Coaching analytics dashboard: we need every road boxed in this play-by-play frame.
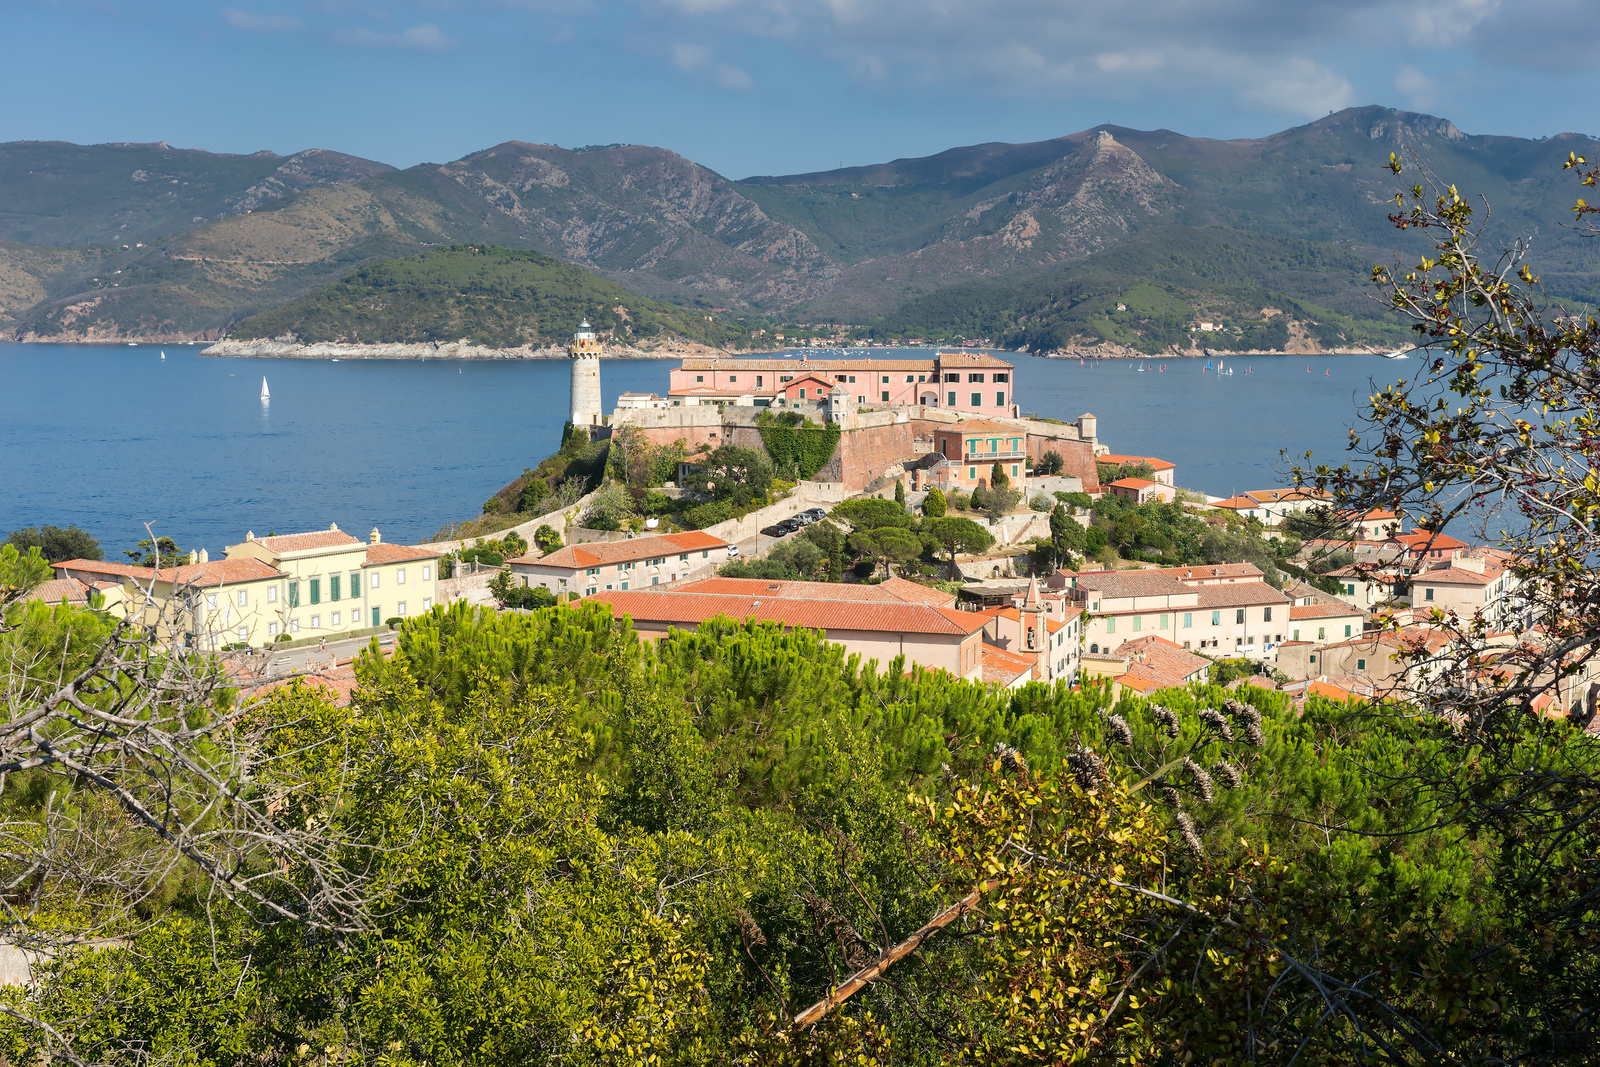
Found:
[264,630,398,675]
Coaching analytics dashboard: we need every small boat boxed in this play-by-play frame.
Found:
[331,358,339,362]
[1325,369,1331,376]
[159,350,165,360]
[128,342,138,347]
[260,377,270,401]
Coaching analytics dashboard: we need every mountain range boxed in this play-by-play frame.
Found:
[2,106,1597,345]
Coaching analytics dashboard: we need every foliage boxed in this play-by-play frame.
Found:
[829,498,913,532]
[894,480,905,507]
[922,486,947,518]
[123,535,184,568]
[1055,491,1092,509]
[5,525,101,563]
[579,480,637,531]
[488,569,560,610]
[682,446,774,507]
[534,524,563,555]
[756,411,842,481]
[1097,459,1156,485]
[988,461,1010,493]
[1035,450,1064,477]
[925,516,994,576]
[230,244,746,348]
[846,527,923,578]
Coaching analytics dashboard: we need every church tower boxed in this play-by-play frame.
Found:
[568,320,602,427]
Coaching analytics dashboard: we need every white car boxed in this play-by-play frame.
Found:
[725,545,740,558]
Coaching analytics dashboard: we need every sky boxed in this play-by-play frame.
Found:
[3,0,1595,178]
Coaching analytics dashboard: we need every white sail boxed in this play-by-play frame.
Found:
[159,350,165,360]
[260,377,270,400]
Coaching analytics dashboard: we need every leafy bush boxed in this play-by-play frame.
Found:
[682,500,737,529]
[922,487,947,518]
[756,411,841,480]
[1036,451,1064,476]
[1030,493,1055,511]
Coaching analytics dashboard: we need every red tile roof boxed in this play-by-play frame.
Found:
[513,530,727,570]
[1290,602,1364,620]
[253,529,363,553]
[980,643,1037,686]
[1157,563,1264,583]
[363,542,441,566]
[1072,571,1194,599]
[948,418,1026,434]
[152,557,286,588]
[1112,636,1210,693]
[1098,454,1175,470]
[1193,582,1291,608]
[679,576,955,607]
[1109,477,1158,490]
[52,559,157,581]
[1390,531,1469,552]
[1414,563,1501,586]
[593,590,989,637]
[22,576,92,606]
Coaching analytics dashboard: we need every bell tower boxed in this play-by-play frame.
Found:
[568,320,602,427]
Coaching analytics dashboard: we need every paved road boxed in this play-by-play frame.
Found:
[265,631,397,675]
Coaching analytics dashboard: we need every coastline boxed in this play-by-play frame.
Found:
[201,338,724,361]
[1038,344,1388,360]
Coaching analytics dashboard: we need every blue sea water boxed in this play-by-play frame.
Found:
[0,343,1416,555]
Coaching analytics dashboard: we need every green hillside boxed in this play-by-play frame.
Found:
[874,225,1414,353]
[228,244,745,348]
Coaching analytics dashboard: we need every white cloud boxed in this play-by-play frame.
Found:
[1394,64,1436,109]
[332,22,459,50]
[223,8,305,32]
[668,41,754,88]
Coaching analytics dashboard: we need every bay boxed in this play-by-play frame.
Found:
[0,343,1414,555]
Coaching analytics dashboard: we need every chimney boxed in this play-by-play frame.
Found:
[329,522,339,532]
[370,527,381,544]
[198,548,209,563]
[246,530,254,541]
[187,549,197,565]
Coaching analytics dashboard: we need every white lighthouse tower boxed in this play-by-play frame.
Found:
[568,319,602,428]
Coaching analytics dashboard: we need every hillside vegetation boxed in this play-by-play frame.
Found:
[873,225,1415,353]
[229,244,746,348]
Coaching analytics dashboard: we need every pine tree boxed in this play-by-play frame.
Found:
[894,480,907,507]
[923,486,947,518]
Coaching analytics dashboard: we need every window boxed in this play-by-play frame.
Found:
[729,375,737,382]
[1160,614,1168,629]
[423,597,432,610]
[1011,464,1019,477]
[422,565,431,581]
[969,467,977,480]
[288,582,300,607]
[679,553,688,562]
[1212,610,1220,625]
[1317,626,1326,640]
[397,568,406,585]
[799,388,807,398]
[371,572,380,589]
[944,373,958,383]
[1263,606,1272,622]
[1345,583,1356,595]
[397,601,406,614]
[881,375,889,384]
[918,374,926,382]
[350,571,360,597]
[268,585,277,603]
[268,622,278,636]
[587,566,600,575]
[882,391,889,402]
[329,574,340,601]
[905,375,914,382]
[620,582,628,591]
[329,611,340,626]
[947,391,957,406]
[695,374,704,382]
[206,593,217,610]
[1357,658,1367,670]
[1183,612,1192,628]
[236,589,247,607]
[1106,617,1116,633]
[847,375,856,383]
[993,373,1009,383]
[1424,588,1434,601]
[997,392,1006,407]
[970,392,982,407]
[290,619,300,633]
[702,550,709,558]
[1293,629,1300,641]
[238,625,248,641]
[310,579,320,605]
[1132,616,1142,631]
[757,376,763,387]
[371,607,380,627]
[968,373,985,383]
[310,615,319,628]
[1235,608,1245,624]
[1344,624,1352,637]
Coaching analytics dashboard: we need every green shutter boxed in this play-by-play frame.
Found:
[310,578,320,605]
[330,575,341,601]
[288,582,299,608]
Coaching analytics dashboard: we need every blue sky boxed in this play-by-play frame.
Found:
[4,0,1594,177]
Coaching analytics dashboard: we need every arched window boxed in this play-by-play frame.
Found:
[1089,643,1099,654]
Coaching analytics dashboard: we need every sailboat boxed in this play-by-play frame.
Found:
[159,350,165,360]
[260,377,270,401]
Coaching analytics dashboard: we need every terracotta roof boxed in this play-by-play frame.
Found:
[512,530,727,570]
[21,576,92,606]
[948,418,1026,434]
[1098,454,1175,470]
[1073,571,1194,600]
[1414,564,1500,586]
[152,557,287,588]
[1390,531,1469,552]
[253,529,363,553]
[363,542,441,566]
[933,351,1015,368]
[1109,477,1157,490]
[1290,602,1364,620]
[980,644,1037,686]
[676,353,1012,372]
[1193,582,1291,608]
[980,606,1065,633]
[51,559,156,581]
[1244,488,1330,503]
[1158,563,1264,583]
[1211,495,1261,510]
[1307,679,1363,702]
[592,590,989,637]
[678,577,956,607]
[1112,636,1210,693]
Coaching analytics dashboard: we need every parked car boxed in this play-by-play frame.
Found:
[803,508,829,522]
[777,518,802,534]
[759,525,787,538]
[726,545,740,558]
[792,513,815,527]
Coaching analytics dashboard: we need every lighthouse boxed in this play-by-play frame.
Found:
[568,319,602,427]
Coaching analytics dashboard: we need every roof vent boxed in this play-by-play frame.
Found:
[370,527,382,544]
[187,550,198,565]
[198,548,209,563]
[246,530,254,541]
[330,522,339,531]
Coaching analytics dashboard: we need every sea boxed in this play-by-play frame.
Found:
[0,343,1420,555]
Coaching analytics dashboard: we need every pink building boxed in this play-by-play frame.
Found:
[667,352,1017,416]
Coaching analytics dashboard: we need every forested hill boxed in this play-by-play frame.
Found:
[228,244,746,349]
[4,107,1599,342]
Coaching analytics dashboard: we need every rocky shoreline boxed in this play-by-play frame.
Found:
[1038,342,1389,360]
